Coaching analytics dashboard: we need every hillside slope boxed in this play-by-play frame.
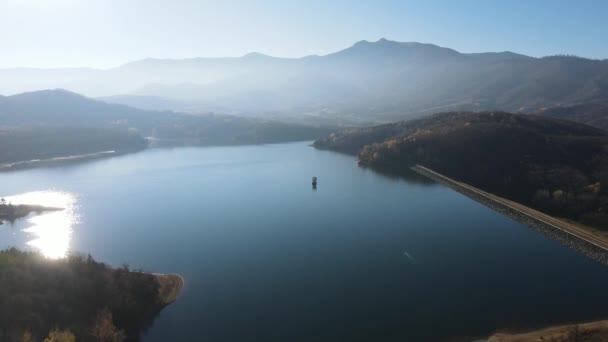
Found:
[315,112,608,229]
[0,89,170,133]
[0,90,333,146]
[538,103,608,131]
[0,90,333,167]
[0,127,148,167]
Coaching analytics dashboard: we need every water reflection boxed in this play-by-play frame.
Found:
[4,191,78,259]
[358,164,437,185]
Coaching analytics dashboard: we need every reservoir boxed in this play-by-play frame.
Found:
[1,141,608,341]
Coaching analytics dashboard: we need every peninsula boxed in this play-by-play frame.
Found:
[0,201,63,224]
[0,248,184,341]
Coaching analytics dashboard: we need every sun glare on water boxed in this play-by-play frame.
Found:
[4,191,79,259]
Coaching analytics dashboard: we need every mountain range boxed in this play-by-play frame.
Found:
[0,89,332,166]
[2,39,608,125]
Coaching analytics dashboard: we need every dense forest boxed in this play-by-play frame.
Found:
[315,112,608,229]
[0,248,166,342]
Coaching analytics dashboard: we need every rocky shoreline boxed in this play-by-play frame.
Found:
[153,273,185,306]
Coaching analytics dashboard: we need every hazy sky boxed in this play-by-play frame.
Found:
[1,0,607,68]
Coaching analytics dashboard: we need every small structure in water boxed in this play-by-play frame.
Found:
[312,176,317,189]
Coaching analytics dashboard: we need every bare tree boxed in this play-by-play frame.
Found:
[90,309,125,342]
[42,329,76,342]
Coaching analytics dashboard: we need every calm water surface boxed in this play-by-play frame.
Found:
[1,141,608,341]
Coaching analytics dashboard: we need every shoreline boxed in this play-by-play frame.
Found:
[487,319,608,341]
[0,150,117,171]
[0,150,118,172]
[411,165,608,265]
[152,273,185,306]
[411,165,608,340]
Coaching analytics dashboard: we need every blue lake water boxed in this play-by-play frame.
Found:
[1,141,608,341]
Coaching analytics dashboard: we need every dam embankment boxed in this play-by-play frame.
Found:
[412,165,608,265]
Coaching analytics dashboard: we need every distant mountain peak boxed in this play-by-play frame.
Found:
[352,39,371,46]
[13,88,85,99]
[333,39,461,60]
[352,38,391,44]
[243,52,267,57]
[241,52,277,60]
[354,38,395,45]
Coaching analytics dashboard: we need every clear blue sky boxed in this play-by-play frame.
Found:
[0,0,606,68]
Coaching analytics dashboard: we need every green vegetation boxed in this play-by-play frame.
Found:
[315,111,608,229]
[0,248,173,342]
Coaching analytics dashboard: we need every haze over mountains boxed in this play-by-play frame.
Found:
[0,89,332,166]
[2,38,608,125]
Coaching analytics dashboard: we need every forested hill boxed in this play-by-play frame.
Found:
[0,89,168,130]
[315,112,608,229]
[0,127,148,166]
[0,89,333,152]
[538,103,608,131]
[0,89,332,137]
